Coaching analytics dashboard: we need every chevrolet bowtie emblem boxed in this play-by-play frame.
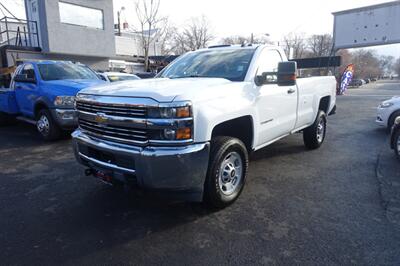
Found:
[95,113,108,124]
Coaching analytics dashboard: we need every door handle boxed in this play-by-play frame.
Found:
[287,88,296,94]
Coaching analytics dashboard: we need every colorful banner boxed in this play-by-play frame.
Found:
[339,64,355,95]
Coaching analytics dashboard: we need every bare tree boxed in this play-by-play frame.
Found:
[181,16,214,51]
[379,55,395,75]
[337,49,352,73]
[135,0,167,71]
[282,33,307,59]
[351,49,382,78]
[394,58,400,77]
[221,35,272,45]
[163,16,213,55]
[221,35,249,45]
[307,34,333,57]
[158,24,177,55]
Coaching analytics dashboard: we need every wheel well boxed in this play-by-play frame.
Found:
[211,116,254,151]
[34,102,48,118]
[388,110,400,128]
[319,96,330,114]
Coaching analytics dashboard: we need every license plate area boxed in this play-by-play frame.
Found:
[87,147,116,165]
[91,166,114,185]
[78,143,136,172]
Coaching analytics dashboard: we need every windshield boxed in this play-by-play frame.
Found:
[38,63,100,81]
[108,75,140,82]
[158,49,255,81]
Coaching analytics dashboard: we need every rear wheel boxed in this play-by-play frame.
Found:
[303,110,327,150]
[37,109,62,141]
[203,136,249,209]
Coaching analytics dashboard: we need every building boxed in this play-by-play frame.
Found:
[1,0,115,70]
[115,29,162,58]
[0,0,164,73]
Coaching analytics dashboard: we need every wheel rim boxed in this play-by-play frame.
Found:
[218,152,243,196]
[37,115,50,135]
[316,119,325,143]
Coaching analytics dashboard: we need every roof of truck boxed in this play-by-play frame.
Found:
[205,44,277,50]
[16,60,77,65]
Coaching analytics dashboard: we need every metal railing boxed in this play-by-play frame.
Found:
[0,16,40,48]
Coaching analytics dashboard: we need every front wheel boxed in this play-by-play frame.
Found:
[388,111,400,131]
[203,137,249,209]
[37,109,62,141]
[303,110,327,150]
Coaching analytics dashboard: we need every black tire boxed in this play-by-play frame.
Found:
[394,130,400,160]
[0,112,15,126]
[388,111,400,131]
[203,136,249,209]
[36,109,62,141]
[303,110,327,150]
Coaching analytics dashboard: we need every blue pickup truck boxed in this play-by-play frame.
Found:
[0,61,105,140]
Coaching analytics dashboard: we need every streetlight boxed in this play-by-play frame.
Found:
[117,6,125,36]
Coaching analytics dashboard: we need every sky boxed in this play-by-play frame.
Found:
[2,0,399,58]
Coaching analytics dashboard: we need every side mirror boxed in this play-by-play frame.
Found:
[277,61,297,86]
[254,61,297,87]
[14,74,36,84]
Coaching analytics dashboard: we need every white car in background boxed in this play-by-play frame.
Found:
[98,72,140,83]
[376,96,400,129]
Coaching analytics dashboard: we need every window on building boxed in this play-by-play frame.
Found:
[59,2,104,30]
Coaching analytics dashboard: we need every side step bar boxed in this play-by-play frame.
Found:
[16,116,36,125]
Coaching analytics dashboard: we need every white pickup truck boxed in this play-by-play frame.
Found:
[72,45,336,208]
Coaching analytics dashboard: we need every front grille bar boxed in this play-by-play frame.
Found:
[76,102,146,118]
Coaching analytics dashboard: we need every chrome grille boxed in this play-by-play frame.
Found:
[76,99,149,146]
[76,102,147,118]
[79,118,148,145]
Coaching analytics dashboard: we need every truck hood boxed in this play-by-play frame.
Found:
[43,79,105,96]
[78,78,233,102]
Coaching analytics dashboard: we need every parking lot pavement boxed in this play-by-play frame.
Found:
[1,81,400,265]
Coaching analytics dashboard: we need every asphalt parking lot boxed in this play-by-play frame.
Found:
[1,81,400,265]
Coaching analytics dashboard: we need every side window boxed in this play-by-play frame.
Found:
[257,49,283,82]
[21,64,36,80]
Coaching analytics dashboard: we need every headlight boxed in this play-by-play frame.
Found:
[54,96,75,107]
[379,102,394,108]
[148,102,193,142]
[158,127,192,141]
[148,105,191,118]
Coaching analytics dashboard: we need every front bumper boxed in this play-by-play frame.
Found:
[376,107,388,127]
[51,108,78,129]
[72,129,210,201]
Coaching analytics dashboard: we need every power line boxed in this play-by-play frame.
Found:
[0,2,20,20]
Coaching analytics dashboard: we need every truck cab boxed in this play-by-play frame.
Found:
[0,61,105,140]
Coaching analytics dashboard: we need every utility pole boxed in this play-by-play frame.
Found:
[117,7,125,36]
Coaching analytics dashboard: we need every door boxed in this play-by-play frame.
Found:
[14,64,38,117]
[255,49,298,147]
